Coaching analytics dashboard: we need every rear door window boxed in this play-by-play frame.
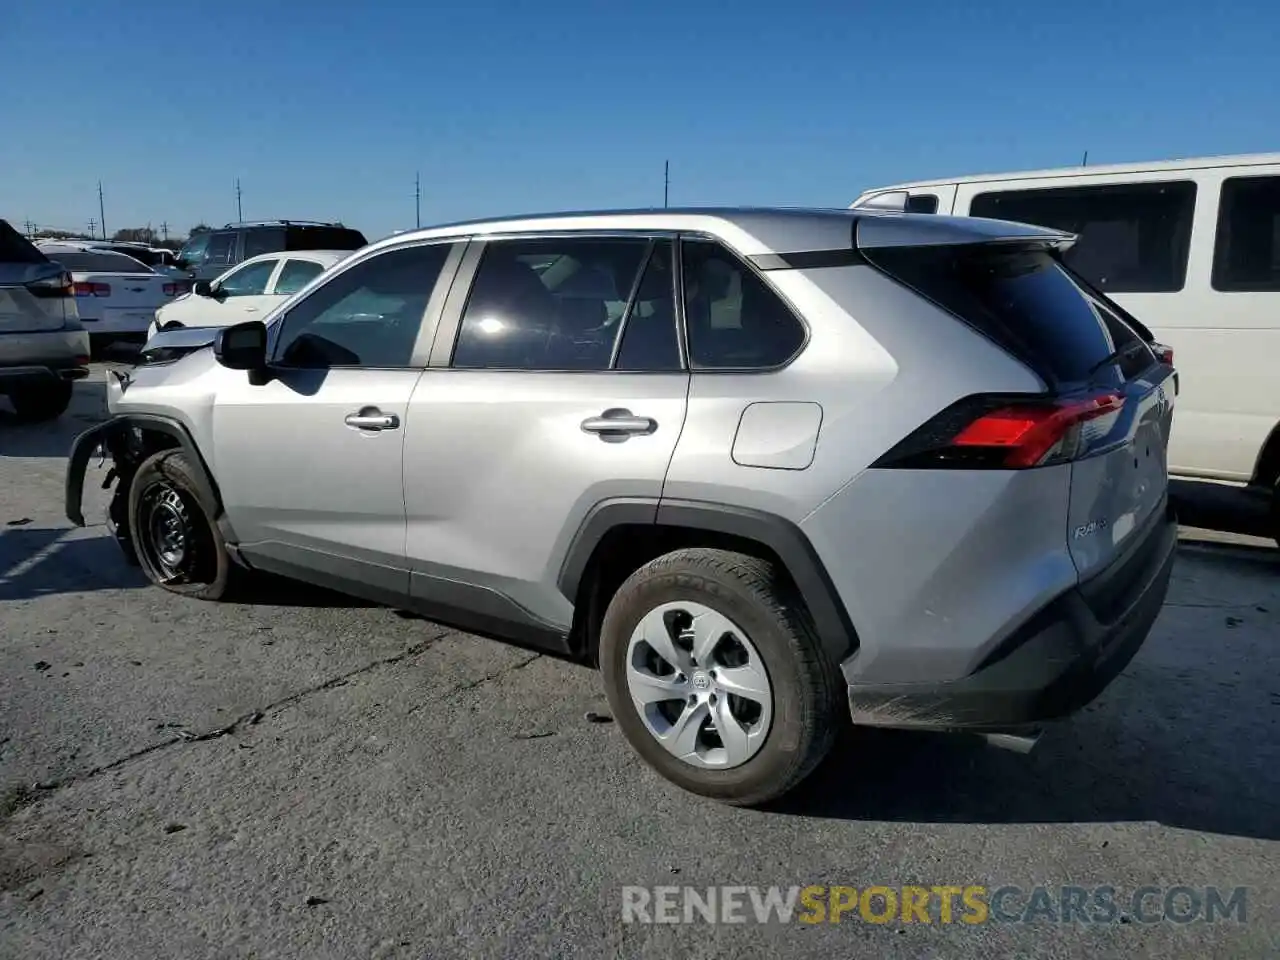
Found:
[243,228,286,259]
[285,226,368,251]
[1212,175,1280,292]
[865,243,1117,387]
[969,181,1197,293]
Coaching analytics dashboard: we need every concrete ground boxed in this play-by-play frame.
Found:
[0,369,1276,959]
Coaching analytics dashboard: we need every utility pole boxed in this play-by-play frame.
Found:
[1082,150,1089,167]
[663,160,669,208]
[160,221,169,242]
[415,171,421,229]
[97,180,106,238]
[235,179,243,222]
[88,218,97,239]
[23,219,36,236]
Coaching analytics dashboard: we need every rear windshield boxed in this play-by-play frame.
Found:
[103,245,165,267]
[0,220,48,264]
[45,250,155,274]
[284,226,367,251]
[865,243,1115,386]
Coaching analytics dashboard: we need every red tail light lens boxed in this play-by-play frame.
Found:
[874,391,1125,470]
[1150,341,1174,366]
[73,281,112,297]
[163,281,190,297]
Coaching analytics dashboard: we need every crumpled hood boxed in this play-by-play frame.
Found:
[137,324,221,365]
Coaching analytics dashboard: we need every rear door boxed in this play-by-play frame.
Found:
[211,256,282,322]
[401,234,689,629]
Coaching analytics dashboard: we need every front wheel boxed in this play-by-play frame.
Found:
[8,381,72,422]
[128,450,237,600]
[598,547,842,807]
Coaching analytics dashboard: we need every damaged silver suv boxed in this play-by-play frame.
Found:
[66,207,1178,805]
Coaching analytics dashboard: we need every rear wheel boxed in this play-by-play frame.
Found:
[128,450,238,600]
[8,381,73,423]
[598,547,842,807]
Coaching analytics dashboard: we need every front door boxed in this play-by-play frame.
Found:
[402,235,690,632]
[211,241,460,604]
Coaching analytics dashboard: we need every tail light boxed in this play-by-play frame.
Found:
[25,271,74,298]
[73,281,112,297]
[1150,341,1174,366]
[873,391,1125,470]
[163,281,190,297]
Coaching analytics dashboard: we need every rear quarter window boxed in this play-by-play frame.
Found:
[865,243,1116,386]
[285,226,368,251]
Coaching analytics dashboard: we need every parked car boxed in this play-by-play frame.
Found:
[36,242,188,350]
[67,207,1178,806]
[77,241,188,278]
[175,220,367,282]
[146,250,349,342]
[852,151,1280,541]
[0,220,90,422]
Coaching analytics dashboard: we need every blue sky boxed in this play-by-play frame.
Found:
[3,0,1277,241]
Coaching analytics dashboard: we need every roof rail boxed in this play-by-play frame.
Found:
[221,219,346,228]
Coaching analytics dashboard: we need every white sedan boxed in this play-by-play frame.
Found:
[36,242,188,347]
[146,250,349,341]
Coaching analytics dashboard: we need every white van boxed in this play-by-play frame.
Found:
[853,152,1280,533]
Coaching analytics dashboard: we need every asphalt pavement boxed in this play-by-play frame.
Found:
[1,369,1277,959]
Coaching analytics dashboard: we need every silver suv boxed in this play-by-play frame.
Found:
[66,208,1178,805]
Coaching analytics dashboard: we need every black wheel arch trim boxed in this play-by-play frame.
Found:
[65,414,222,528]
[557,497,858,664]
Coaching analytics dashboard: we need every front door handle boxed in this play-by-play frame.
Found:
[581,408,657,441]
[345,408,400,431]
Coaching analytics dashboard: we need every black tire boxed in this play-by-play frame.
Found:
[8,381,72,423]
[128,449,238,600]
[599,547,842,807]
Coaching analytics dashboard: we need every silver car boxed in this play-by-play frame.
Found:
[1,220,90,422]
[66,207,1178,805]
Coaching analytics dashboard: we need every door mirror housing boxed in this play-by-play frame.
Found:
[214,320,268,371]
[192,279,216,297]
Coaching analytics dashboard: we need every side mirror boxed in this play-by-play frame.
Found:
[214,320,268,371]
[192,279,215,297]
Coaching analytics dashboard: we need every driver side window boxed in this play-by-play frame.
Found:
[272,243,453,369]
[218,258,277,297]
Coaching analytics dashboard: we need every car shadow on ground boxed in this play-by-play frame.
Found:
[1170,478,1273,542]
[228,572,380,608]
[0,527,147,600]
[780,704,1277,842]
[0,381,108,460]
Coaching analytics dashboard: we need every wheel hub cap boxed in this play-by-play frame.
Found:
[624,600,774,770]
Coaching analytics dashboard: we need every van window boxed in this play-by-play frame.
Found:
[906,194,939,214]
[1212,176,1280,292]
[969,181,1197,294]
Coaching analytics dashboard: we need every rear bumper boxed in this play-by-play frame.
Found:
[846,499,1177,730]
[0,330,90,389]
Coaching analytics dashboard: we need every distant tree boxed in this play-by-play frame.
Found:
[39,229,92,240]
[188,223,212,235]
[112,227,157,244]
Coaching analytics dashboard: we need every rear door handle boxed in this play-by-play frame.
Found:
[345,408,400,431]
[581,409,657,441]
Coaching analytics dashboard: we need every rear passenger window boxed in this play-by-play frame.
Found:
[680,240,806,369]
[614,242,681,371]
[969,181,1197,293]
[1213,176,1280,292]
[452,237,652,370]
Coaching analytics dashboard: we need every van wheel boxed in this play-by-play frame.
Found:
[8,381,73,423]
[128,450,238,600]
[598,547,841,807]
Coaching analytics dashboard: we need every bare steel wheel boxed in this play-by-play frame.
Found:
[600,547,841,807]
[128,450,238,600]
[625,601,773,770]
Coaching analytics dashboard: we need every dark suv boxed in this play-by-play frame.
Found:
[175,220,367,282]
